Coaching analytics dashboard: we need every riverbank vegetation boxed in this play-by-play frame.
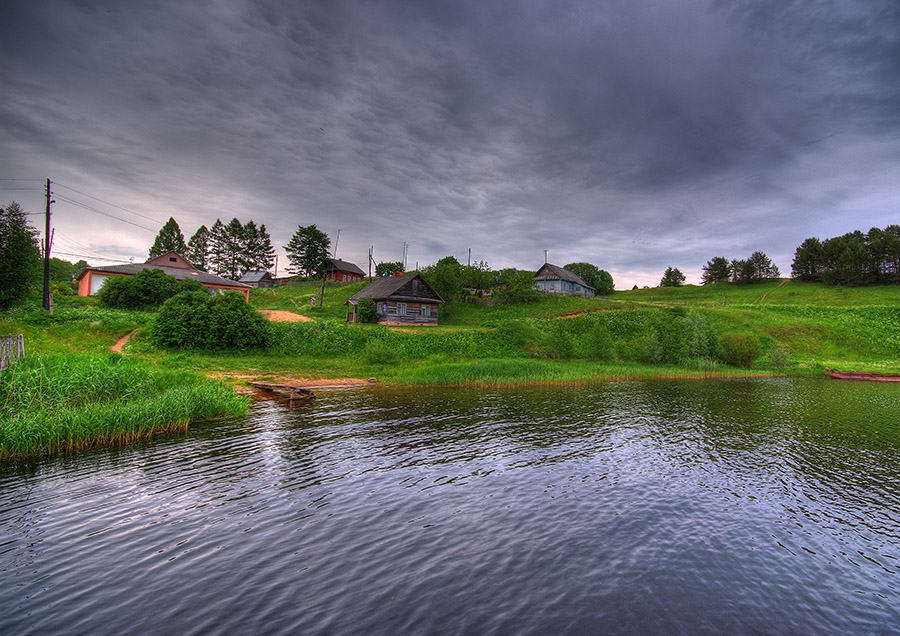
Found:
[0,353,249,459]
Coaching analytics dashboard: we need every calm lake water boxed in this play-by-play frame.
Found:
[2,378,899,635]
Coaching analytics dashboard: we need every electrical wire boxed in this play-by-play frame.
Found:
[53,194,156,232]
[53,181,163,224]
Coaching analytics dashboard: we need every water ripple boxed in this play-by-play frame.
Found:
[1,379,899,635]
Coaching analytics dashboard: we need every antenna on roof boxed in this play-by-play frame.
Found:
[544,249,548,264]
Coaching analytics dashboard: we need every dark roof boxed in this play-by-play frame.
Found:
[327,258,366,276]
[79,262,248,288]
[346,272,444,305]
[239,270,273,283]
[533,263,594,290]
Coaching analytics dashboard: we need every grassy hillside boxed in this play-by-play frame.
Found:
[3,279,899,388]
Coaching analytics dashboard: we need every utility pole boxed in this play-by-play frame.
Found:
[42,179,54,312]
[468,247,471,267]
[333,228,341,258]
[368,246,374,281]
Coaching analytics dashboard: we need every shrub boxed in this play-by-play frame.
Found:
[357,298,379,323]
[151,290,271,350]
[719,333,760,368]
[98,268,205,310]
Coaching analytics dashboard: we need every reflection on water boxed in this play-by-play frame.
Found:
[1,378,898,635]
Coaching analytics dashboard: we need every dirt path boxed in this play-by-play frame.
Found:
[757,278,791,304]
[258,310,313,322]
[111,329,137,353]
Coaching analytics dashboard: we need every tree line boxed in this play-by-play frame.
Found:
[150,217,333,281]
[791,225,900,286]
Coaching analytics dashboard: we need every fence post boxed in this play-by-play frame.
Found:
[0,334,25,370]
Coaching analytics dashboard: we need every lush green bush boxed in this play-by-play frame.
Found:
[98,268,206,309]
[151,291,271,350]
[719,333,761,368]
[357,298,379,323]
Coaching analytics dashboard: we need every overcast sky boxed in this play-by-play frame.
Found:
[2,1,898,288]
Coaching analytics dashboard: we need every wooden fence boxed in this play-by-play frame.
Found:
[0,334,25,370]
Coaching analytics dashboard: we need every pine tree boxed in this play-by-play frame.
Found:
[148,217,188,259]
[241,220,275,273]
[701,256,730,284]
[187,225,210,271]
[660,266,686,287]
[0,201,41,307]
[285,225,330,278]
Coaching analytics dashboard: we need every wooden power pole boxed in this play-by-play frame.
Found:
[42,179,54,312]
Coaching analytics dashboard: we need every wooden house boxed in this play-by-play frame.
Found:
[239,270,275,288]
[533,263,595,297]
[77,251,251,301]
[326,258,366,283]
[345,272,444,325]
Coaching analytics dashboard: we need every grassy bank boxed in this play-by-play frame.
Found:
[0,353,249,459]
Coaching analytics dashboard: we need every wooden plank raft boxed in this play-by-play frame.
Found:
[827,370,900,383]
[249,381,316,401]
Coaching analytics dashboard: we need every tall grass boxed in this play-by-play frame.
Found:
[0,354,249,459]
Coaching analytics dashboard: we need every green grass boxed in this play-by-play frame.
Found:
[0,353,249,459]
[3,279,899,403]
[0,296,149,354]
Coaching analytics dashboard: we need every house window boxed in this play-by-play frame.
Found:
[169,257,177,262]
[397,302,407,315]
[421,304,431,317]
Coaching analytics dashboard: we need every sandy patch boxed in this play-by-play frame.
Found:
[258,310,313,322]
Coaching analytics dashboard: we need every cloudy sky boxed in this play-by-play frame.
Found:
[2,0,898,288]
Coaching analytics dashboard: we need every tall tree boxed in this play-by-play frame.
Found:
[285,224,330,278]
[563,262,615,295]
[791,238,824,281]
[72,259,89,280]
[186,225,210,271]
[148,217,188,259]
[241,220,275,273]
[701,256,730,284]
[375,261,404,277]
[748,251,780,280]
[419,255,462,301]
[208,218,247,280]
[0,201,41,307]
[660,266,686,287]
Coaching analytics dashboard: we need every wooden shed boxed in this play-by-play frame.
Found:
[345,272,444,325]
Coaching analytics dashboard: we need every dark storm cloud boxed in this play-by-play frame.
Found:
[2,0,898,286]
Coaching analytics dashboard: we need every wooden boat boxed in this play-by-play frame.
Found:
[248,381,316,401]
[826,370,900,383]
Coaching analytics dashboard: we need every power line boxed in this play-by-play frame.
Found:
[53,193,156,232]
[0,178,44,182]
[54,181,163,224]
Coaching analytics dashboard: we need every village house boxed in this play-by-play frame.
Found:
[77,251,251,301]
[533,263,595,297]
[345,272,444,325]
[326,258,366,283]
[238,270,275,288]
